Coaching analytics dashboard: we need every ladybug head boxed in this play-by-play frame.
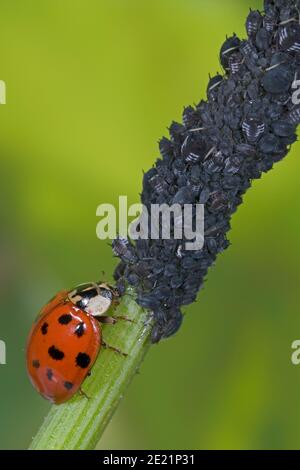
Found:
[68,282,114,317]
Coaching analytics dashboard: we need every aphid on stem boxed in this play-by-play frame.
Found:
[112,237,137,264]
[279,23,300,52]
[207,74,223,100]
[242,117,265,143]
[245,10,262,37]
[220,35,241,70]
[228,53,244,75]
[288,106,300,125]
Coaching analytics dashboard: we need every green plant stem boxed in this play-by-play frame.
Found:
[29,288,151,450]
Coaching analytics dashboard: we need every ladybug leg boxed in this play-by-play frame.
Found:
[111,314,135,323]
[102,340,128,357]
[79,388,90,400]
[98,316,117,324]
[112,298,120,309]
[109,298,135,323]
[97,315,135,324]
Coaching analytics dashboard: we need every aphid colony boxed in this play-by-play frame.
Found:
[113,0,300,343]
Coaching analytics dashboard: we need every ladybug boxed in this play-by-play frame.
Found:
[26,282,121,404]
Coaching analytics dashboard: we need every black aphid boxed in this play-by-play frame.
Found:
[112,237,137,264]
[246,10,262,37]
[240,41,258,62]
[181,135,207,163]
[207,74,223,100]
[288,106,300,125]
[159,137,173,160]
[228,52,243,75]
[263,14,276,33]
[242,117,265,143]
[262,63,294,94]
[149,174,168,194]
[272,120,296,137]
[279,24,300,52]
[255,27,270,50]
[182,106,198,128]
[220,35,241,70]
[258,133,284,154]
[209,191,229,212]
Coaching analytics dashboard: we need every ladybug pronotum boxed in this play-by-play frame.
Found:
[26,282,121,404]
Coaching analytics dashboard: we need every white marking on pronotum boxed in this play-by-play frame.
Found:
[0,340,6,365]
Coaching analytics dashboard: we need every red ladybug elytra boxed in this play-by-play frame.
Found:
[26,282,121,404]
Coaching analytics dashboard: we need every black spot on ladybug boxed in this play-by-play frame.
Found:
[32,359,40,368]
[64,381,73,390]
[41,322,48,335]
[74,322,85,338]
[75,352,91,369]
[46,368,53,381]
[58,314,72,325]
[48,345,65,361]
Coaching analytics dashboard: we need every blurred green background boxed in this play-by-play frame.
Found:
[1,0,300,450]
